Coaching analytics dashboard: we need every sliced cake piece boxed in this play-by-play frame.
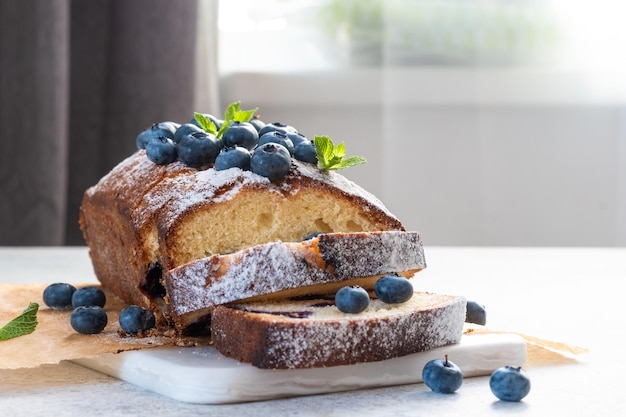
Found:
[211,292,466,369]
[165,231,425,331]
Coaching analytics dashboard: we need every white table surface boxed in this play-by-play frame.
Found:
[1,246,624,417]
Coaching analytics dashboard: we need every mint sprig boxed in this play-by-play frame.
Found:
[193,112,218,135]
[194,102,258,139]
[217,101,258,138]
[314,135,367,171]
[0,302,39,341]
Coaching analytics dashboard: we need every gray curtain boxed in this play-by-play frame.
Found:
[0,0,202,246]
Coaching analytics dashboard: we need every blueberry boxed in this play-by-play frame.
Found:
[176,131,221,167]
[465,300,487,325]
[286,131,309,148]
[136,129,154,150]
[71,286,106,308]
[215,146,251,171]
[174,123,204,143]
[294,140,318,164]
[145,136,177,165]
[490,366,531,402]
[249,117,265,133]
[258,121,296,137]
[250,142,292,180]
[136,122,177,149]
[158,121,180,135]
[258,131,295,155]
[119,305,156,334]
[335,286,370,314]
[70,306,108,334]
[374,274,414,304]
[422,355,463,394]
[43,282,77,310]
[222,121,259,150]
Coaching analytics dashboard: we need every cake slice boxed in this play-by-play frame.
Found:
[165,231,425,331]
[211,292,466,369]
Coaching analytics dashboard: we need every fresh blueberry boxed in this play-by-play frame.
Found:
[174,123,204,143]
[136,122,176,149]
[145,136,177,165]
[489,366,531,402]
[221,121,259,150]
[465,300,487,325]
[374,273,414,304]
[119,305,156,334]
[176,131,221,167]
[249,117,265,133]
[159,121,180,135]
[335,286,370,314]
[71,286,106,308]
[43,283,77,310]
[215,146,251,171]
[294,140,318,164]
[422,355,463,394]
[136,128,154,150]
[250,142,292,180]
[286,131,309,148]
[258,121,297,137]
[258,131,295,155]
[70,306,108,334]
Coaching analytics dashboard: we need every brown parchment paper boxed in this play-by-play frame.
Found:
[1,283,587,371]
[0,283,204,370]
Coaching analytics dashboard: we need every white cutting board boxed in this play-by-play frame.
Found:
[73,333,527,404]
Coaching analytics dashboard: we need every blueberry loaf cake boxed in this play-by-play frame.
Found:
[80,104,465,370]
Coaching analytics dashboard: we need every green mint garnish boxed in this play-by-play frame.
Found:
[216,101,258,138]
[193,112,218,135]
[314,135,367,171]
[0,302,39,341]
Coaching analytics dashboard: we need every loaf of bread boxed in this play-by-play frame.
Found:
[79,150,406,327]
[211,292,466,369]
[166,230,425,330]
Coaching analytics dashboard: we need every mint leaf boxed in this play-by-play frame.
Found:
[233,108,258,123]
[193,112,218,135]
[314,135,366,171]
[0,302,39,341]
[216,101,258,138]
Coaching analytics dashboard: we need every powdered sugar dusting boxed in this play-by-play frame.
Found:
[136,165,273,230]
[95,152,401,234]
[168,242,333,316]
[166,232,425,319]
[216,293,466,368]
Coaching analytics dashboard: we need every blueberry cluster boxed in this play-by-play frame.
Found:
[136,115,318,181]
[334,273,414,314]
[42,283,155,335]
[422,357,531,401]
[43,283,108,334]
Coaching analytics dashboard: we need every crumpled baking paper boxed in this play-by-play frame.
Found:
[0,283,205,370]
[0,283,587,370]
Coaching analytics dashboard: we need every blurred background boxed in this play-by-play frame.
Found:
[1,0,624,247]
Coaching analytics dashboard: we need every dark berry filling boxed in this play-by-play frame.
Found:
[140,262,166,299]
